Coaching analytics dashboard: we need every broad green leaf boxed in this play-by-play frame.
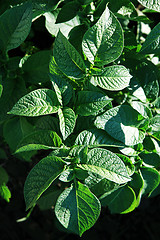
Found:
[140,167,160,196]
[126,60,159,102]
[8,89,60,117]
[69,24,88,54]
[0,2,32,53]
[15,130,62,153]
[44,11,80,37]
[116,154,135,176]
[38,188,62,210]
[140,152,160,168]
[35,115,60,133]
[140,22,160,54]
[82,6,123,66]
[3,117,35,161]
[130,101,152,118]
[137,0,160,12]
[75,128,124,147]
[22,50,51,83]
[91,65,132,91]
[150,115,160,132]
[128,77,147,102]
[53,31,86,79]
[95,105,146,146]
[77,148,131,184]
[76,91,112,116]
[84,172,118,197]
[49,57,73,105]
[128,172,144,207]
[100,185,137,214]
[55,181,101,236]
[0,184,11,202]
[0,167,9,185]
[3,117,33,151]
[0,76,27,123]
[24,155,65,210]
[56,1,80,23]
[58,107,76,140]
[92,65,132,91]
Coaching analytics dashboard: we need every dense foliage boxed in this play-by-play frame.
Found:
[0,0,160,237]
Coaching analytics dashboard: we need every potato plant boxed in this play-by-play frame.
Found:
[0,0,160,236]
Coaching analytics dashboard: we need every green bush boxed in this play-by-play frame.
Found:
[0,0,160,236]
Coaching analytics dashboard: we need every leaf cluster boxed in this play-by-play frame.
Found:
[0,0,160,236]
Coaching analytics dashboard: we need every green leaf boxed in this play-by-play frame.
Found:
[22,50,51,84]
[0,76,27,123]
[82,6,124,66]
[3,117,35,161]
[0,184,11,202]
[94,105,146,146]
[137,0,160,12]
[75,128,124,147]
[130,101,152,118]
[69,24,88,54]
[24,155,65,210]
[150,115,160,132]
[56,1,80,23]
[35,115,60,133]
[53,31,86,79]
[58,107,76,140]
[91,65,132,91]
[0,167,9,185]
[140,167,160,196]
[100,185,137,214]
[126,60,159,102]
[38,188,62,210]
[55,181,101,236]
[76,91,112,116]
[44,11,80,37]
[0,2,32,53]
[140,23,160,54]
[15,130,62,153]
[77,148,131,184]
[128,172,144,207]
[49,57,73,105]
[140,152,160,168]
[116,154,135,176]
[8,89,60,117]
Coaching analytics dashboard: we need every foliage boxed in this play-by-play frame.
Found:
[0,0,160,236]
